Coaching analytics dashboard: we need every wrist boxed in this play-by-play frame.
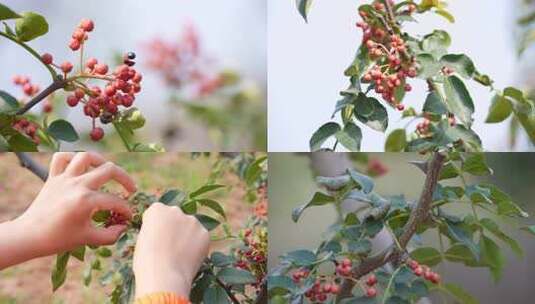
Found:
[0,217,49,269]
[134,266,191,299]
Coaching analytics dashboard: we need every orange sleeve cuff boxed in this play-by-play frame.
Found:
[134,292,190,304]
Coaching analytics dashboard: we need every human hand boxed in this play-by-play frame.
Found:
[133,203,210,299]
[12,152,135,259]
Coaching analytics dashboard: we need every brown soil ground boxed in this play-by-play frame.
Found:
[0,153,257,304]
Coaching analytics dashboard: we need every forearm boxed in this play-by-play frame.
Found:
[0,218,46,270]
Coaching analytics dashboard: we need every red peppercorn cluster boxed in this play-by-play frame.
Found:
[364,274,378,298]
[12,75,40,97]
[145,25,224,98]
[12,118,40,144]
[303,278,341,302]
[416,118,431,136]
[105,211,129,228]
[254,184,268,220]
[335,257,353,276]
[69,19,94,51]
[357,3,418,111]
[408,259,441,284]
[235,226,267,293]
[37,19,144,141]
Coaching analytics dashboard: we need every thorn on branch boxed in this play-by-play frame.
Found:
[336,152,445,301]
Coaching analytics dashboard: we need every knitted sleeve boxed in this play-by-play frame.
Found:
[134,292,190,304]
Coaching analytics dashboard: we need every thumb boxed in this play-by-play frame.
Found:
[88,225,127,246]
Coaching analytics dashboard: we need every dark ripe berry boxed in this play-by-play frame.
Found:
[132,73,143,83]
[23,83,33,96]
[124,59,136,67]
[72,29,86,41]
[414,266,423,276]
[90,127,104,141]
[396,104,405,111]
[41,53,53,65]
[126,52,136,60]
[330,284,340,294]
[100,112,114,124]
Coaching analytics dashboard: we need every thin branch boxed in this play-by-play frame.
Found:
[14,152,48,181]
[336,152,445,301]
[383,0,397,25]
[16,79,67,115]
[214,276,241,304]
[255,278,267,304]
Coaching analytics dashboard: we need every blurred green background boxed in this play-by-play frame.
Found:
[268,153,535,303]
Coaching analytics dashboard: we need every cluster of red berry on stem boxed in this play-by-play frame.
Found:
[37,19,143,142]
[12,75,40,97]
[408,259,441,284]
[12,118,41,144]
[235,227,267,293]
[357,3,418,111]
[105,211,129,228]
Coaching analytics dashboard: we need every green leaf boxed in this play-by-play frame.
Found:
[481,183,529,218]
[440,54,475,79]
[439,162,459,180]
[445,220,479,260]
[486,92,512,123]
[0,90,19,109]
[422,30,451,59]
[443,283,479,304]
[348,239,372,256]
[415,53,440,79]
[444,244,478,266]
[244,156,267,186]
[190,184,225,198]
[292,192,336,222]
[443,75,475,127]
[121,108,146,130]
[268,275,297,294]
[410,247,442,266]
[96,247,112,258]
[347,169,374,194]
[198,199,226,219]
[203,285,230,304]
[51,252,70,291]
[70,245,86,262]
[435,9,456,23]
[423,91,448,115]
[335,122,362,151]
[8,133,38,151]
[159,189,186,205]
[480,235,505,282]
[283,250,317,266]
[354,94,388,132]
[480,218,523,258]
[217,268,257,285]
[15,12,49,42]
[310,122,341,151]
[296,0,313,22]
[0,4,21,20]
[462,153,493,176]
[521,225,535,236]
[385,129,407,152]
[194,214,220,231]
[210,252,234,267]
[47,119,79,142]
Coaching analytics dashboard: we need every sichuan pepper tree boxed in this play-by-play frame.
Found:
[0,3,162,152]
[144,25,267,151]
[268,151,535,303]
[300,0,535,152]
[15,152,267,304]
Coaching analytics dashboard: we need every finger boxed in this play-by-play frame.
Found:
[81,162,137,193]
[64,152,107,176]
[88,225,128,246]
[88,192,133,219]
[49,152,75,177]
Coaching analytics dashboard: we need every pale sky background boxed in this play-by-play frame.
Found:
[0,0,266,146]
[268,0,532,152]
